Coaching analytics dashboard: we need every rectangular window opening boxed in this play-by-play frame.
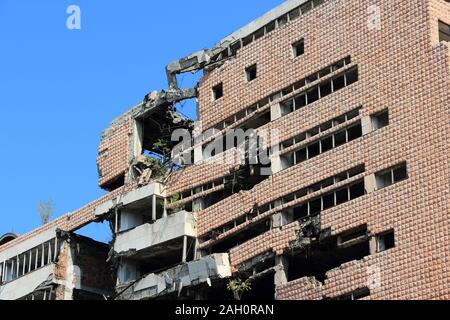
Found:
[439,20,450,42]
[246,64,257,82]
[213,83,224,100]
[372,109,389,130]
[292,39,305,57]
[377,230,395,253]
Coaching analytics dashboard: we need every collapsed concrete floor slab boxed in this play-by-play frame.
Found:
[114,254,231,300]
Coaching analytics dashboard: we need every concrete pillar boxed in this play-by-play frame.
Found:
[41,244,45,267]
[23,254,26,275]
[274,256,289,287]
[163,198,168,218]
[370,236,378,255]
[182,236,188,263]
[0,261,3,282]
[16,256,19,278]
[364,174,377,193]
[28,251,32,273]
[34,247,39,270]
[193,239,200,260]
[271,103,281,121]
[361,115,374,136]
[152,194,157,222]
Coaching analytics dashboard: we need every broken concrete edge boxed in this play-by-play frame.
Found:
[114,253,231,300]
[164,0,310,88]
[0,233,112,300]
[275,258,372,300]
[94,182,165,218]
[99,88,196,145]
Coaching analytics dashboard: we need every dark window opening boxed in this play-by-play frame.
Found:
[306,87,319,104]
[349,181,366,199]
[295,148,308,163]
[307,141,320,158]
[309,199,322,215]
[246,64,257,82]
[322,194,335,210]
[336,188,349,205]
[292,39,305,57]
[347,124,363,141]
[376,171,393,190]
[393,165,408,182]
[288,228,371,283]
[139,238,196,275]
[345,67,359,85]
[372,109,389,130]
[293,204,309,220]
[375,163,408,190]
[439,20,450,42]
[334,130,347,147]
[338,225,368,246]
[103,174,125,192]
[377,230,395,253]
[289,8,301,21]
[321,136,333,153]
[320,80,332,97]
[333,75,346,91]
[349,164,365,177]
[213,83,223,100]
[295,94,307,109]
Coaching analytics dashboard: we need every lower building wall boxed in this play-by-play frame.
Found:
[0,264,55,300]
[53,235,113,300]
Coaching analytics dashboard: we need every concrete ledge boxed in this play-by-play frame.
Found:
[114,211,196,255]
[95,182,165,217]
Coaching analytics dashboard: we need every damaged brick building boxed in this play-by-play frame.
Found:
[1,0,450,300]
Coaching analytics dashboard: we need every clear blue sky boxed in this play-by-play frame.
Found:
[0,0,284,242]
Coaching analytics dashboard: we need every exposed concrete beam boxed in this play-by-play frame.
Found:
[95,182,165,217]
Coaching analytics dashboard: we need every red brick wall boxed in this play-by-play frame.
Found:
[97,119,132,189]
[195,0,450,300]
[72,237,114,292]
